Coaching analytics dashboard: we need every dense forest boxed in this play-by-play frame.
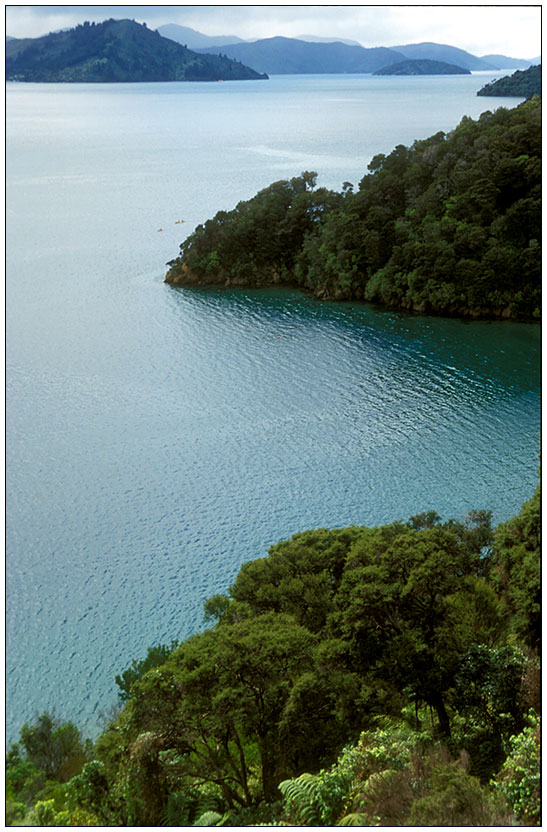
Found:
[478,64,541,99]
[373,59,470,75]
[5,19,267,82]
[7,482,540,825]
[166,97,540,320]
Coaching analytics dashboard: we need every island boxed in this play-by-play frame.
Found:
[166,97,540,321]
[5,18,268,82]
[373,58,470,75]
[477,64,541,98]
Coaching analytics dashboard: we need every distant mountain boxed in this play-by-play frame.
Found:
[6,35,16,41]
[374,59,471,76]
[296,34,362,46]
[479,54,534,70]
[529,56,541,65]
[156,23,244,50]
[196,36,405,74]
[477,64,541,98]
[5,18,267,82]
[394,42,493,70]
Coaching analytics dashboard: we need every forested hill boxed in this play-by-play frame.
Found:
[478,64,541,98]
[374,58,471,75]
[5,19,268,82]
[166,97,541,321]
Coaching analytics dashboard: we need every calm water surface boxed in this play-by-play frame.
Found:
[6,73,539,740]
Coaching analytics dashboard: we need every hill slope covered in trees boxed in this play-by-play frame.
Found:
[478,64,541,99]
[6,484,541,825]
[166,97,540,320]
[5,18,267,82]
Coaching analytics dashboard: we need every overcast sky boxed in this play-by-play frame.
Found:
[5,4,542,58]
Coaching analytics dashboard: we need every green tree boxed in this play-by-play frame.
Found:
[492,711,541,825]
[491,484,540,648]
[115,640,178,702]
[18,711,90,782]
[123,612,327,819]
[333,521,502,736]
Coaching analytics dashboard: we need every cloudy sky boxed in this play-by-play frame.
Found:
[5,4,542,58]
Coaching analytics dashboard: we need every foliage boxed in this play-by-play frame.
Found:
[491,483,540,648]
[115,640,178,702]
[452,643,528,780]
[478,65,541,98]
[492,711,541,825]
[17,711,90,782]
[407,761,505,826]
[279,744,362,825]
[64,759,123,825]
[169,98,541,320]
[279,723,509,826]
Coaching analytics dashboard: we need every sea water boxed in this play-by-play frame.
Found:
[6,72,538,740]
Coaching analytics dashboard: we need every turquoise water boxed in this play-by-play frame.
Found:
[6,73,538,741]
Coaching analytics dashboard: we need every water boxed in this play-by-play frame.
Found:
[6,73,539,742]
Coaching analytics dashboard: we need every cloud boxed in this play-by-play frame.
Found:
[5,4,541,58]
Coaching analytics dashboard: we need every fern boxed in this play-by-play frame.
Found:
[279,773,323,825]
[337,812,379,826]
[194,810,225,826]
[163,785,223,827]
[164,793,192,826]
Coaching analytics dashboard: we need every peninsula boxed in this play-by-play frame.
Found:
[477,64,541,98]
[166,97,540,321]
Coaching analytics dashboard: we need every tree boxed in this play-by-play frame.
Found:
[332,521,502,736]
[491,484,540,648]
[492,711,541,825]
[18,711,90,782]
[115,640,178,702]
[123,612,325,819]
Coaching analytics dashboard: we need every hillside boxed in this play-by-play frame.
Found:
[5,18,267,82]
[394,41,493,69]
[196,36,406,75]
[166,98,540,321]
[478,64,541,98]
[374,58,470,75]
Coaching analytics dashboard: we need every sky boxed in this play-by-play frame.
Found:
[4,4,542,59]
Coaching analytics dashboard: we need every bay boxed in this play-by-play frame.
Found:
[6,72,539,741]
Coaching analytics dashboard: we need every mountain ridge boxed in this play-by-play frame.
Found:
[393,41,494,70]
[196,35,406,74]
